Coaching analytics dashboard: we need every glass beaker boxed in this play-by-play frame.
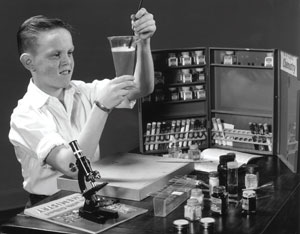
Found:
[107,35,137,77]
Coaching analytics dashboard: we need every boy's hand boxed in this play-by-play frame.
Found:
[131,8,156,40]
[97,76,136,109]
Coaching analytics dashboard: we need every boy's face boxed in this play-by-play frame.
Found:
[30,28,74,96]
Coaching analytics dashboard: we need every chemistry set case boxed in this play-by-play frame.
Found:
[138,47,300,173]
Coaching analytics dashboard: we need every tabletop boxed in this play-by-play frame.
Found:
[1,155,300,234]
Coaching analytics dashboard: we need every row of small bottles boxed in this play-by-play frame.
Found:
[143,85,206,103]
[212,118,272,152]
[144,118,207,152]
[249,122,272,151]
[154,69,205,85]
[168,50,206,67]
[219,50,274,67]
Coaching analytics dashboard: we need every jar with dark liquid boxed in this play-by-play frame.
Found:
[242,190,256,215]
[210,185,227,215]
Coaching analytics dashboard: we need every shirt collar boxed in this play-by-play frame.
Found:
[26,79,80,109]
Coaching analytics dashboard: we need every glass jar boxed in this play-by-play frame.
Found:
[193,68,205,82]
[168,87,179,101]
[245,164,259,189]
[223,51,237,65]
[188,144,201,160]
[227,161,239,199]
[193,50,206,65]
[190,188,204,205]
[242,190,256,214]
[184,198,202,221]
[193,85,206,99]
[180,87,193,100]
[154,71,164,87]
[168,53,178,67]
[181,69,192,83]
[180,52,192,66]
[168,135,182,158]
[210,185,227,215]
[154,89,165,102]
[264,52,274,67]
[209,171,219,195]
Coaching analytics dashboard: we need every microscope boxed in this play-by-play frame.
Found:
[69,140,119,224]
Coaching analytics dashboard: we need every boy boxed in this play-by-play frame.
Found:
[9,8,156,207]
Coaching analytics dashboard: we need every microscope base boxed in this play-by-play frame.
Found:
[79,206,119,224]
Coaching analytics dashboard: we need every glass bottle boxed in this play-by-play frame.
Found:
[245,164,259,189]
[168,135,181,158]
[227,161,239,199]
[190,188,204,205]
[209,171,219,195]
[188,144,201,160]
[168,87,179,101]
[217,154,235,187]
[168,53,178,67]
[194,68,205,82]
[242,190,256,215]
[210,186,227,215]
[193,50,206,65]
[180,52,192,66]
[193,85,205,100]
[223,51,237,65]
[181,69,192,83]
[264,52,274,67]
[181,87,193,100]
[184,198,202,221]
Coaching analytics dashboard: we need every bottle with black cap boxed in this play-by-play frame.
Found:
[217,153,236,188]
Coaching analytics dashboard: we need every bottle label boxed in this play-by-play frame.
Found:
[181,57,192,66]
[245,174,258,189]
[183,91,193,100]
[224,55,233,65]
[264,57,273,67]
[198,73,205,81]
[195,90,206,99]
[211,197,222,214]
[168,57,178,67]
[183,73,192,83]
[195,55,206,65]
[242,197,250,211]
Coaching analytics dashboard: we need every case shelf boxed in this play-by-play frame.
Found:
[167,81,206,87]
[210,64,274,70]
[144,99,206,105]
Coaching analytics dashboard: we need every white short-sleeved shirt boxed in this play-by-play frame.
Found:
[9,79,135,195]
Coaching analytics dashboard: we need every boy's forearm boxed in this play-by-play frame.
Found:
[132,38,155,99]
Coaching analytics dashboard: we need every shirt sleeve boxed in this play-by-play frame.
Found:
[9,110,67,166]
[73,79,136,109]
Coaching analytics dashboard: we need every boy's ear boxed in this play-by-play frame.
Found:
[20,53,35,72]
